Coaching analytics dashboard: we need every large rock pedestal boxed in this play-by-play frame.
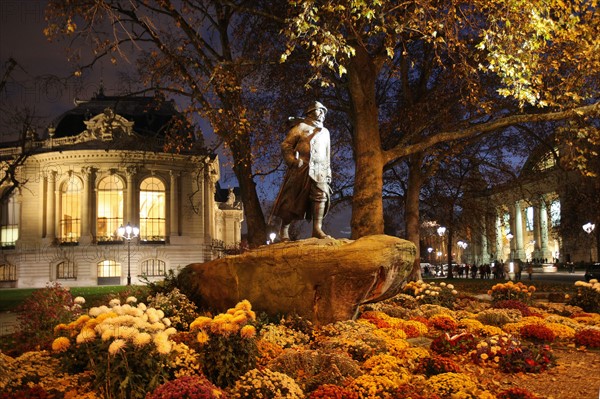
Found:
[178,234,415,325]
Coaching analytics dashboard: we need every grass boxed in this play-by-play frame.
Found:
[0,285,135,312]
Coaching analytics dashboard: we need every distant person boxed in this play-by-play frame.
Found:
[527,263,533,280]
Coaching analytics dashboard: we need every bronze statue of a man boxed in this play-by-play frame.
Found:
[271,101,332,241]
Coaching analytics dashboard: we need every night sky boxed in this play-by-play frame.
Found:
[0,0,126,140]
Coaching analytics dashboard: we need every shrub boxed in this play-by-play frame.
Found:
[0,385,49,399]
[146,375,227,399]
[402,281,458,309]
[429,315,458,332]
[190,300,259,388]
[268,349,362,392]
[146,288,199,330]
[309,384,358,399]
[313,321,387,362]
[488,281,535,304]
[14,282,83,353]
[499,344,556,373]
[519,324,556,343]
[425,373,478,398]
[415,355,461,377]
[52,297,176,399]
[493,299,534,316]
[430,332,477,356]
[574,328,600,348]
[231,368,304,399]
[470,335,521,366]
[476,308,522,327]
[568,280,600,313]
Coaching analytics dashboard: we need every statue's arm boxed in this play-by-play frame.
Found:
[281,127,301,167]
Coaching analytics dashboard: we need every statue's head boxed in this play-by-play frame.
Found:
[304,101,328,117]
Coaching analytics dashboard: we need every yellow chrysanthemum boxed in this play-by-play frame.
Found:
[52,336,71,352]
[76,327,97,344]
[108,339,127,355]
[190,316,213,330]
[235,299,252,312]
[54,323,69,334]
[197,331,210,344]
[240,325,257,339]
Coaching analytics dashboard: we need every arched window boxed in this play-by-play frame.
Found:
[0,193,19,247]
[97,260,120,277]
[139,177,166,241]
[60,176,82,243]
[141,258,166,276]
[57,260,76,279]
[97,175,124,241]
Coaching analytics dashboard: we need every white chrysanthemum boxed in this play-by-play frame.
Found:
[116,326,138,340]
[165,327,177,336]
[126,296,138,304]
[162,318,172,327]
[137,303,147,311]
[133,332,152,347]
[74,296,86,305]
[155,338,172,355]
[109,298,121,307]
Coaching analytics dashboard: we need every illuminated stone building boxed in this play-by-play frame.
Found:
[0,91,243,288]
[466,145,599,266]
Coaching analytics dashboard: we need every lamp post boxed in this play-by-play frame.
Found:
[457,240,467,263]
[506,232,514,280]
[583,222,596,262]
[118,223,139,286]
[437,226,446,276]
[427,247,433,263]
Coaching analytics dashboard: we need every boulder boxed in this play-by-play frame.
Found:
[178,234,416,325]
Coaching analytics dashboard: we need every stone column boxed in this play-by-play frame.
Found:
[169,171,179,237]
[125,166,137,226]
[481,223,489,264]
[495,210,504,262]
[46,170,57,243]
[80,166,95,244]
[204,167,213,240]
[539,198,550,261]
[532,204,541,259]
[514,201,525,260]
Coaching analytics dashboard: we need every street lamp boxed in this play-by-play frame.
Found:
[268,232,277,245]
[583,222,596,262]
[457,240,467,263]
[118,222,139,286]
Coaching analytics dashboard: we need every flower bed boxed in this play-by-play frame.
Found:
[1,280,600,398]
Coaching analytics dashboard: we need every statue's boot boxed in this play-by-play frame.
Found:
[312,202,332,239]
[280,223,291,242]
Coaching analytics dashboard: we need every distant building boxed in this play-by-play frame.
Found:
[464,143,598,265]
[0,90,243,288]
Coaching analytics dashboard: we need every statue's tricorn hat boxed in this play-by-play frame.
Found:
[304,101,327,116]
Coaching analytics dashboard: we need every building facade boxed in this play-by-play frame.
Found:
[465,147,599,266]
[0,92,243,288]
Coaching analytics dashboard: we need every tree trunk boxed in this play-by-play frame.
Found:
[230,135,267,248]
[447,228,454,278]
[347,49,385,239]
[405,154,425,281]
